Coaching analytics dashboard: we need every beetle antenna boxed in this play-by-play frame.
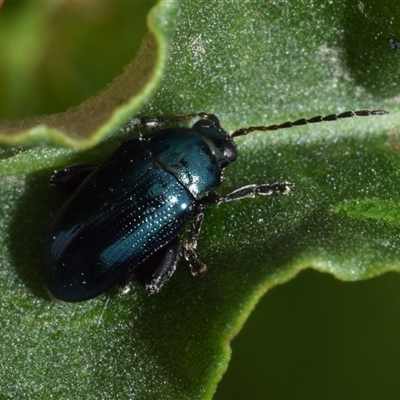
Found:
[231,109,389,138]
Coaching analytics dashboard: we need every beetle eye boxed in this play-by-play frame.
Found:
[224,141,237,163]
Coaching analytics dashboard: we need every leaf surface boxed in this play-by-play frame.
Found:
[1,1,400,398]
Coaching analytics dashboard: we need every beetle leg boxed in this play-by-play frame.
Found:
[183,204,208,276]
[205,181,295,204]
[50,164,98,195]
[132,237,181,295]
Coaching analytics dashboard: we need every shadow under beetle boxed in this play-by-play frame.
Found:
[44,109,388,302]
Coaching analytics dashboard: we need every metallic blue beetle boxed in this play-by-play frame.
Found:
[44,110,387,302]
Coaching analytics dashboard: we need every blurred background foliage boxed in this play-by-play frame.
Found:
[0,1,152,119]
[216,270,400,399]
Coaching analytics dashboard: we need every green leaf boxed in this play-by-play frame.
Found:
[1,0,400,399]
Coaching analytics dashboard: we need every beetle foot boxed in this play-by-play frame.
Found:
[145,283,162,295]
[190,261,208,277]
[185,250,208,276]
[116,276,133,297]
[116,284,131,297]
